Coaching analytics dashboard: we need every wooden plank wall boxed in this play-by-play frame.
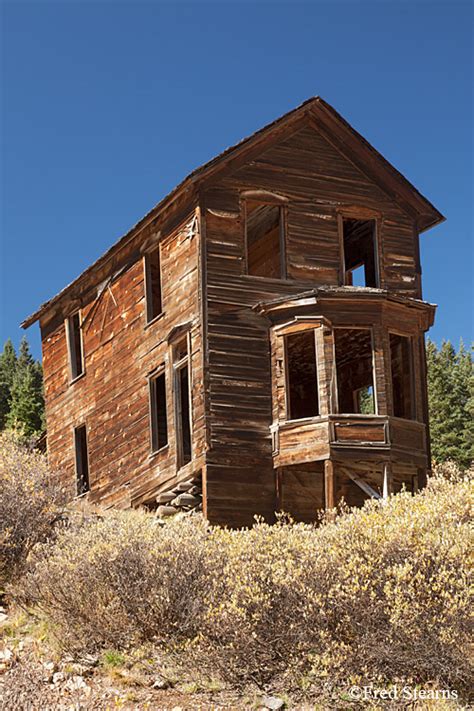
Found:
[335,461,383,507]
[41,209,206,508]
[40,119,430,525]
[279,462,325,523]
[202,123,425,526]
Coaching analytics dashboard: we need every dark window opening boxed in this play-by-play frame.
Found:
[67,312,84,379]
[150,371,168,451]
[173,336,188,363]
[145,247,163,321]
[343,218,378,288]
[174,337,192,466]
[178,365,192,464]
[74,424,89,495]
[246,200,284,279]
[334,328,375,414]
[390,334,415,419]
[285,331,319,420]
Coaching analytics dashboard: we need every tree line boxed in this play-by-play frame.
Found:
[0,336,472,467]
[426,340,473,469]
[0,337,45,438]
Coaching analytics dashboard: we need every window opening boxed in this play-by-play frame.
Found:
[174,337,192,466]
[285,331,319,420]
[67,311,84,379]
[145,247,163,321]
[390,333,415,419]
[150,370,168,451]
[74,424,89,495]
[343,218,378,287]
[334,328,375,413]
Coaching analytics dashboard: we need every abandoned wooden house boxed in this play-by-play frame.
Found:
[23,97,444,526]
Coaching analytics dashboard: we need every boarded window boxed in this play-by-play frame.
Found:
[74,424,89,495]
[150,370,168,451]
[285,331,319,420]
[67,311,84,380]
[174,337,192,466]
[334,328,375,414]
[145,247,163,321]
[390,334,414,419]
[342,218,378,287]
[245,200,285,279]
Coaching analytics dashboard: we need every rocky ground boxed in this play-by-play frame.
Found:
[1,605,463,711]
[0,606,291,711]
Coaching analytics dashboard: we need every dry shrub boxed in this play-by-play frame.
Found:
[17,512,224,653]
[14,464,473,697]
[202,469,473,690]
[0,432,65,588]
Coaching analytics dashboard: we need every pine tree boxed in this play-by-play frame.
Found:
[427,339,473,468]
[6,337,45,438]
[456,341,474,467]
[17,335,35,372]
[0,339,17,429]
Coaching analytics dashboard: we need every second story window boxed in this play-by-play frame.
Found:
[144,246,163,322]
[245,200,286,279]
[342,218,379,288]
[67,311,84,380]
[149,368,168,452]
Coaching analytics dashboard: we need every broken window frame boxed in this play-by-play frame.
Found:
[148,365,169,454]
[333,326,378,415]
[337,211,381,289]
[243,196,287,280]
[74,423,90,495]
[389,331,416,420]
[283,327,320,422]
[172,334,192,469]
[66,310,85,382]
[144,245,163,324]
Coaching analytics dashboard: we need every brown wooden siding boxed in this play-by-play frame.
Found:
[39,115,434,527]
[202,124,428,526]
[42,210,205,508]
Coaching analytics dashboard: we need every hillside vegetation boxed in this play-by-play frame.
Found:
[1,434,472,709]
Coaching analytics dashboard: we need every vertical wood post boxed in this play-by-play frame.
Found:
[315,327,329,417]
[373,326,390,416]
[416,467,426,490]
[419,335,432,477]
[324,459,335,510]
[383,461,393,499]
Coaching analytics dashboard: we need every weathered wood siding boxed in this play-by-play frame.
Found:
[201,127,432,525]
[279,462,325,523]
[202,124,426,526]
[41,210,205,507]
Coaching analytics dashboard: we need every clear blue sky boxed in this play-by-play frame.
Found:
[1,1,472,360]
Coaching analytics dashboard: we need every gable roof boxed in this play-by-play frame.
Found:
[22,96,444,329]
